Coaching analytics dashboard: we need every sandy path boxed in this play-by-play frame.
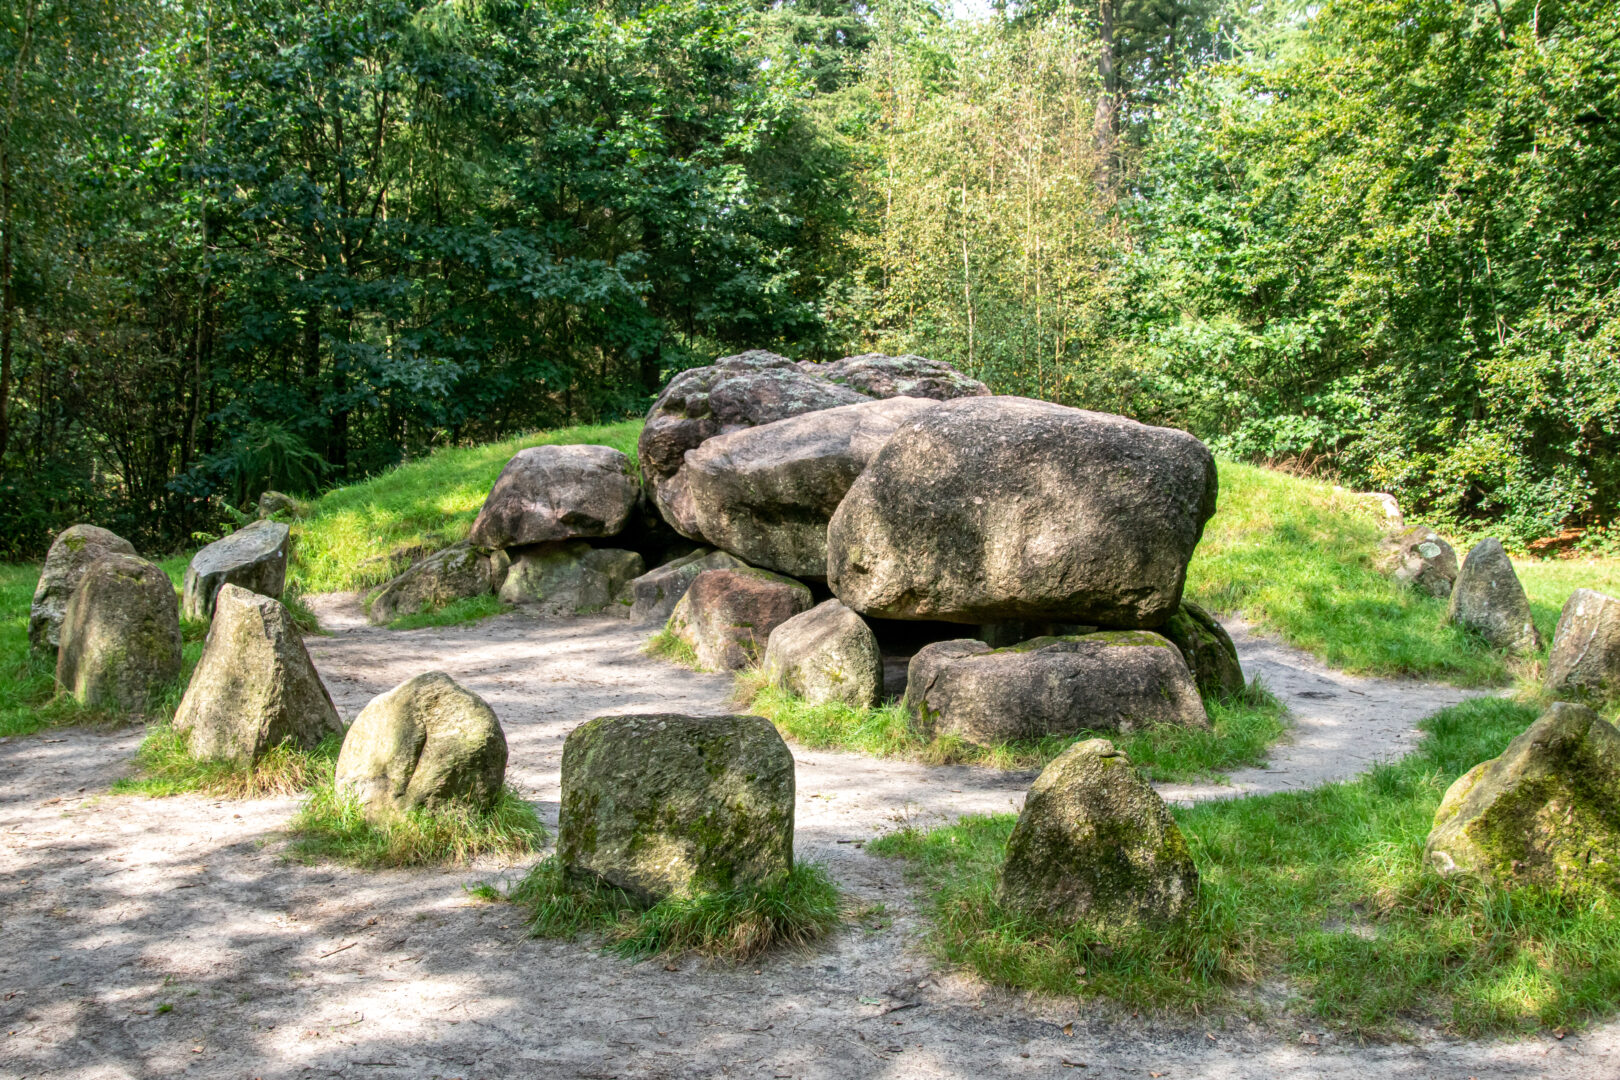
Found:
[1,600,1610,1080]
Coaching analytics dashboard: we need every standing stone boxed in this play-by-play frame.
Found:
[56,554,182,714]
[29,524,137,656]
[1424,702,1620,893]
[1378,526,1459,598]
[1159,601,1246,702]
[804,353,991,401]
[1546,589,1620,702]
[682,397,939,577]
[763,600,884,708]
[182,519,291,620]
[1447,538,1541,653]
[827,396,1218,627]
[498,542,644,615]
[173,584,341,763]
[665,568,813,671]
[467,444,640,549]
[559,713,795,903]
[335,672,508,820]
[997,739,1199,929]
[621,548,748,623]
[904,633,1208,746]
[367,542,510,625]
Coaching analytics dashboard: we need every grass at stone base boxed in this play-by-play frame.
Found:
[506,857,842,962]
[288,781,545,868]
[386,593,512,631]
[740,676,1288,783]
[868,696,1620,1038]
[644,625,702,669]
[113,724,340,798]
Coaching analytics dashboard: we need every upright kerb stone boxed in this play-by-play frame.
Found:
[665,567,813,671]
[1545,589,1620,703]
[28,524,137,656]
[183,519,291,620]
[1447,538,1540,653]
[56,553,182,714]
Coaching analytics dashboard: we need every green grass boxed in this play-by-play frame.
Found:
[871,696,1620,1036]
[387,593,512,631]
[113,724,340,798]
[289,780,546,868]
[508,857,843,961]
[741,676,1288,783]
[289,420,643,594]
[645,625,702,669]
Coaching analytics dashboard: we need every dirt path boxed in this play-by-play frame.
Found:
[1,601,1610,1080]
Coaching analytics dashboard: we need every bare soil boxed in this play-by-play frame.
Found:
[1,598,1612,1079]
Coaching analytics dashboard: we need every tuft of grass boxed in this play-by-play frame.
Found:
[742,675,1288,783]
[509,857,842,961]
[289,420,643,594]
[289,781,545,868]
[645,625,702,670]
[387,593,511,631]
[114,724,339,798]
[873,696,1620,1036]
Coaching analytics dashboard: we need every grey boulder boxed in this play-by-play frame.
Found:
[665,567,813,671]
[29,524,137,656]
[622,547,748,623]
[368,542,509,625]
[335,672,508,820]
[804,353,990,401]
[499,542,644,615]
[56,553,182,714]
[827,397,1218,627]
[257,491,308,520]
[173,584,341,763]
[559,713,794,903]
[763,599,883,708]
[904,632,1208,747]
[1379,525,1459,598]
[468,444,639,549]
[1447,538,1541,653]
[682,397,939,577]
[1546,589,1620,702]
[182,519,291,620]
[1159,601,1245,702]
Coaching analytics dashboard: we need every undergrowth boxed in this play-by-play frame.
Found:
[388,593,511,631]
[114,724,340,798]
[645,625,702,670]
[871,696,1620,1037]
[508,858,842,961]
[289,782,545,868]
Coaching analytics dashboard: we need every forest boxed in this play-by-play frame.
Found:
[0,0,1615,556]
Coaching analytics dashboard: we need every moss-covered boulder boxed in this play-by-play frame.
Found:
[622,547,748,623]
[335,672,508,821]
[182,519,291,620]
[763,599,883,708]
[1546,589,1620,703]
[28,524,137,656]
[1159,601,1245,702]
[498,541,643,616]
[665,567,813,671]
[997,739,1199,929]
[1447,538,1540,653]
[1424,702,1620,892]
[56,553,182,714]
[368,541,509,625]
[558,713,795,903]
[468,444,640,549]
[256,491,308,520]
[174,584,341,763]
[904,632,1208,746]
[1378,525,1459,598]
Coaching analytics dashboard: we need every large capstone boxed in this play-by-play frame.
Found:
[904,632,1208,746]
[637,351,872,536]
[665,567,813,671]
[1378,525,1459,599]
[1424,702,1620,893]
[802,353,990,401]
[468,444,639,549]
[368,542,509,625]
[1447,538,1541,653]
[173,584,341,763]
[622,547,748,623]
[826,397,1218,627]
[682,397,939,577]
[498,542,644,615]
[1546,589,1620,703]
[1159,601,1246,702]
[997,739,1199,929]
[56,553,182,714]
[335,672,508,820]
[558,713,795,903]
[29,524,137,656]
[182,519,291,620]
[763,599,883,708]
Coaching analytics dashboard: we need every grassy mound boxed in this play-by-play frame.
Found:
[870,696,1620,1036]
[114,724,339,798]
[509,858,842,961]
[289,781,545,868]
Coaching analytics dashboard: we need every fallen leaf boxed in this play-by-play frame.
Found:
[1062,1023,1074,1036]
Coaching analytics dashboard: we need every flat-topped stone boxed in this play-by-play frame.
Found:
[183,519,290,620]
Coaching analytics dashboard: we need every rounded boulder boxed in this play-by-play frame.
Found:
[763,599,883,708]
[29,524,137,656]
[368,542,509,625]
[56,553,182,714]
[665,567,813,671]
[468,444,639,549]
[1447,538,1541,653]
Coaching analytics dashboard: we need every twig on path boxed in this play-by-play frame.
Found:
[318,942,357,959]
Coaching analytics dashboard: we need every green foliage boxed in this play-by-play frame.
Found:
[644,625,703,670]
[289,782,545,868]
[874,697,1620,1035]
[510,857,842,961]
[114,725,339,799]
